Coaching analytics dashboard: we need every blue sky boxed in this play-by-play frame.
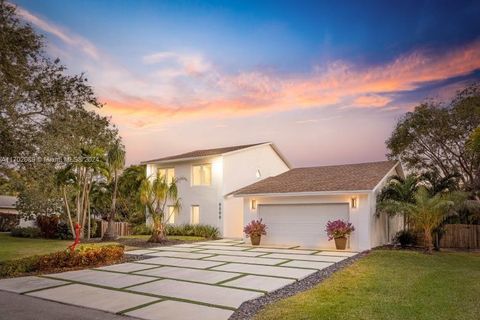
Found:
[13,0,480,166]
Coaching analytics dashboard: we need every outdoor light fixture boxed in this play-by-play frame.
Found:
[251,199,257,210]
[351,197,358,209]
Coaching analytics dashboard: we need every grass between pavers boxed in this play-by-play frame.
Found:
[255,249,480,320]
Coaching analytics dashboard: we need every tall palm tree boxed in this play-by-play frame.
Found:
[401,187,455,252]
[139,172,182,242]
[376,174,420,228]
[421,170,459,196]
[102,141,126,241]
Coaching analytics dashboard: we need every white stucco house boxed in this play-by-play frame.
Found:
[142,142,404,251]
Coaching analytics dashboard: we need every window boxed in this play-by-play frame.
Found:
[167,206,176,224]
[192,164,211,186]
[158,168,175,184]
[191,206,200,224]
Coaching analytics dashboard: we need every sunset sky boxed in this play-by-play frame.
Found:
[14,0,480,167]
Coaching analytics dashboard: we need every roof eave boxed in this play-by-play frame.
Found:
[140,155,218,165]
[232,190,373,198]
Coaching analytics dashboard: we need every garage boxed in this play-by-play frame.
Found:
[258,203,350,249]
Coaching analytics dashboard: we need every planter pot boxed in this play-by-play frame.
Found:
[334,237,347,250]
[250,235,261,245]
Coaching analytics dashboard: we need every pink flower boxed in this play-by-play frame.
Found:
[325,219,355,240]
[244,219,267,238]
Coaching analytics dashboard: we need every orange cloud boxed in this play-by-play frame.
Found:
[353,95,392,108]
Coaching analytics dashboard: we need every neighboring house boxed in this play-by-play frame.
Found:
[141,142,291,238]
[0,195,33,230]
[142,142,403,250]
[233,161,404,251]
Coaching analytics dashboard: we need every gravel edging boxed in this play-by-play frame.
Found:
[229,251,370,320]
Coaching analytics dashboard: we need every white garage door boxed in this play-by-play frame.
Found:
[258,203,349,249]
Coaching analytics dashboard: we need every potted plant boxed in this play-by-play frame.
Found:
[244,219,267,245]
[325,219,355,250]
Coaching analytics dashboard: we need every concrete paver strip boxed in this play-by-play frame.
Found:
[96,262,158,273]
[47,269,154,288]
[125,299,233,320]
[280,260,333,270]
[315,251,357,257]
[171,244,202,248]
[197,249,265,257]
[195,241,237,246]
[197,245,248,251]
[148,247,202,252]
[134,266,240,284]
[263,253,346,262]
[27,283,158,313]
[222,275,296,292]
[213,263,317,279]
[248,248,318,254]
[125,249,159,256]
[144,251,213,259]
[205,255,287,265]
[128,279,262,308]
[136,257,225,269]
[0,276,68,293]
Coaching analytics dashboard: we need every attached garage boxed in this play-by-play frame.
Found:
[258,203,349,249]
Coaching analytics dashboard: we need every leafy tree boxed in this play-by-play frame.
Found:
[116,165,146,225]
[102,141,126,241]
[386,83,480,191]
[139,173,182,242]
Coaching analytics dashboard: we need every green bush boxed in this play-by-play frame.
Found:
[36,215,60,238]
[393,230,417,248]
[0,244,124,277]
[0,213,19,232]
[10,227,42,238]
[165,224,219,239]
[55,221,72,240]
[132,223,152,235]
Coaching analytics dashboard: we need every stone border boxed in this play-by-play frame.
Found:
[229,251,369,320]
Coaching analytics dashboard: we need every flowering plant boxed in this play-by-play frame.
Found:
[243,219,267,238]
[325,219,355,240]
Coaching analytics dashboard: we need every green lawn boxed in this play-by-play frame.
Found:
[0,233,205,262]
[256,249,480,320]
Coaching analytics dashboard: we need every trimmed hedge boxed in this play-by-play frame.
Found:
[165,224,220,239]
[0,244,124,278]
[10,226,42,238]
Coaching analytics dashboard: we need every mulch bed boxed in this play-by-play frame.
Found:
[229,251,369,320]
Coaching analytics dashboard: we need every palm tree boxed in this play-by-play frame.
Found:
[102,141,126,241]
[139,172,182,242]
[403,187,455,252]
[376,174,420,228]
[421,170,459,196]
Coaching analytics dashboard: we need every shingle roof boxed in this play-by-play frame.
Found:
[234,160,398,195]
[142,142,268,164]
[0,195,17,208]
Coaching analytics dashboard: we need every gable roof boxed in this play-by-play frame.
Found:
[141,142,290,167]
[233,160,399,196]
[0,195,17,208]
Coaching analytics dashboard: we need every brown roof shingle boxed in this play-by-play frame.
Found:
[142,142,268,164]
[234,160,398,195]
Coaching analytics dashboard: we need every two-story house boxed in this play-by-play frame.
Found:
[141,142,291,238]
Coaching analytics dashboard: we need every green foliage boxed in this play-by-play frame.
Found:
[55,221,73,240]
[0,213,19,231]
[36,215,60,239]
[116,165,146,224]
[393,230,417,248]
[10,227,42,238]
[376,174,420,222]
[165,224,220,239]
[132,223,152,235]
[0,244,124,277]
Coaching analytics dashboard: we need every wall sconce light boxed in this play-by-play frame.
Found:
[251,199,257,210]
[351,197,358,209]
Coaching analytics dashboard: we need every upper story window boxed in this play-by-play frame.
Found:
[192,164,211,186]
[158,167,175,184]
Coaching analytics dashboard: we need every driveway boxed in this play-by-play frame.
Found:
[0,240,357,320]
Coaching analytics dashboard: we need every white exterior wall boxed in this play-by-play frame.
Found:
[242,193,372,251]
[222,145,290,238]
[146,156,224,231]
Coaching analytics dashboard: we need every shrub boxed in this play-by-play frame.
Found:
[0,213,19,231]
[132,223,152,235]
[0,244,124,277]
[36,215,60,238]
[165,224,220,239]
[325,220,355,240]
[55,221,72,240]
[10,226,42,238]
[393,230,417,248]
[243,219,267,238]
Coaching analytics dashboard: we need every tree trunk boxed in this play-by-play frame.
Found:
[102,170,119,241]
[148,218,167,243]
[424,228,433,253]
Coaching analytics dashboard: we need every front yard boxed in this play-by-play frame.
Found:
[255,249,480,320]
[0,233,204,262]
